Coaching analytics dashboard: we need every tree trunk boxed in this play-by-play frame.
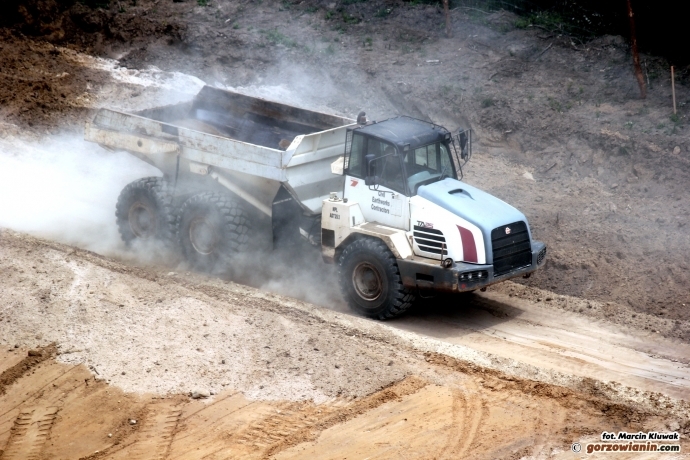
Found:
[443,0,451,38]
[626,0,646,99]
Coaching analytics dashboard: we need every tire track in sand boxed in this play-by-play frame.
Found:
[235,402,337,449]
[230,376,428,458]
[129,405,183,460]
[0,405,59,460]
[530,401,565,459]
[438,381,484,459]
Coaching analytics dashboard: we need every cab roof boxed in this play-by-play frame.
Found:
[353,116,450,150]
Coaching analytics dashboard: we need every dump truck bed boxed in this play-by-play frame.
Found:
[85,86,356,213]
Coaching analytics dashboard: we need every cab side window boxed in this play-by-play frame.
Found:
[345,132,366,178]
[414,144,438,171]
[369,139,405,193]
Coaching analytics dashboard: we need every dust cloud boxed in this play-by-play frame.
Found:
[221,62,344,117]
[0,135,160,255]
[227,244,346,312]
[0,72,348,311]
[0,131,344,311]
[215,73,348,309]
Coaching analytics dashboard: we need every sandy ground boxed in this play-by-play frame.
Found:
[1,0,690,458]
[1,230,689,460]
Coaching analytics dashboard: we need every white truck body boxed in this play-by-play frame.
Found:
[86,86,355,217]
[85,85,546,319]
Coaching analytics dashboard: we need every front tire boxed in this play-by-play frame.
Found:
[177,192,251,273]
[115,177,177,246]
[338,238,415,319]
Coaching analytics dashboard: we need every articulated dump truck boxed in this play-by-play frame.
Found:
[85,86,546,319]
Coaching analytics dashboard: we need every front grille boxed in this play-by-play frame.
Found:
[491,221,532,276]
[537,246,547,265]
[413,226,446,255]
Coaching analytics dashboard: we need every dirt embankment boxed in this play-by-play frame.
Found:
[1,0,688,328]
[0,0,185,133]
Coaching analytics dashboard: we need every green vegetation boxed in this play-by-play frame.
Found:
[441,85,459,97]
[263,29,297,47]
[515,11,566,31]
[669,113,682,134]
[78,0,111,8]
[549,96,563,113]
[444,0,603,39]
[481,97,494,108]
[197,0,208,6]
[342,11,360,24]
[547,97,572,113]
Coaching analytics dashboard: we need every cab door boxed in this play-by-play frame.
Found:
[342,132,409,230]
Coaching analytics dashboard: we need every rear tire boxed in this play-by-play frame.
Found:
[338,238,416,319]
[115,177,176,246]
[177,192,251,273]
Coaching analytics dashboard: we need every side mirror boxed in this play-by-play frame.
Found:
[365,175,379,186]
[458,130,469,160]
[364,154,379,186]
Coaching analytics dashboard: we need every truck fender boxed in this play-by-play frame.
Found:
[321,197,413,264]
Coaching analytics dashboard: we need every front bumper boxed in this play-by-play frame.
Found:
[398,241,546,293]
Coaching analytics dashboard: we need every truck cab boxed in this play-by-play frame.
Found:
[323,116,546,319]
[343,117,456,231]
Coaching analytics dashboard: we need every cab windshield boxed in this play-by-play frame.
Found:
[404,142,456,195]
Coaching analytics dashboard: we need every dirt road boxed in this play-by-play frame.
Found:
[393,287,690,402]
[1,230,688,459]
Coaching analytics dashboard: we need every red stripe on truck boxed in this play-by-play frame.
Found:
[457,225,478,263]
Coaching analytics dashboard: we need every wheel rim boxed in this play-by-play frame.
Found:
[352,262,383,301]
[189,217,218,255]
[128,201,157,238]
